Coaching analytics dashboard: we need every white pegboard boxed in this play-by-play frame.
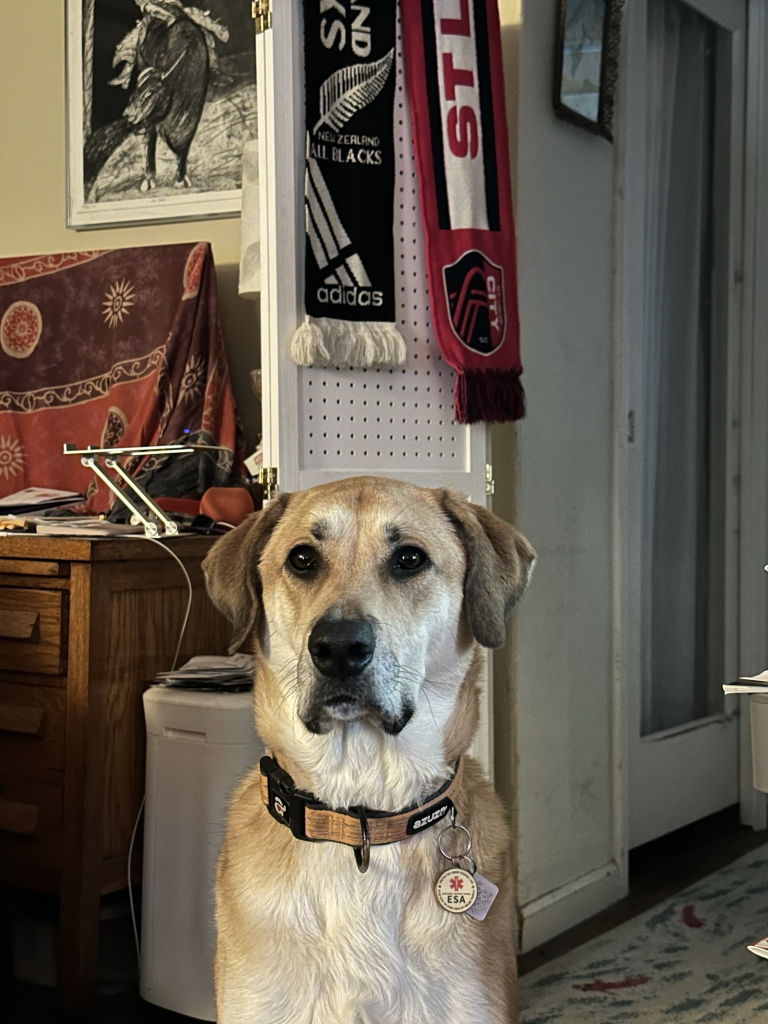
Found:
[298,20,471,474]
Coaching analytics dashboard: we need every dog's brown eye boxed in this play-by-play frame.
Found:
[287,545,317,574]
[393,547,428,573]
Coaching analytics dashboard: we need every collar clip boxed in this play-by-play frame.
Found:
[261,755,315,841]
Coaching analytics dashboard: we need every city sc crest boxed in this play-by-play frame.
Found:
[443,250,506,355]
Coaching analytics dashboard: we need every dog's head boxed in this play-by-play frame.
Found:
[203,477,534,745]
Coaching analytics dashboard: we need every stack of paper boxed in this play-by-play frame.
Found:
[724,566,768,696]
[154,654,254,692]
[724,671,768,696]
[32,518,142,537]
[0,487,82,514]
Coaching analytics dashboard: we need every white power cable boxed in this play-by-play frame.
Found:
[141,535,194,671]
[127,794,145,979]
[125,534,195,979]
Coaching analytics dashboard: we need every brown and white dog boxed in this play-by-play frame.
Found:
[203,476,535,1024]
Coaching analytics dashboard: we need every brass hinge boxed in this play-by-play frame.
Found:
[258,466,278,503]
[252,0,272,33]
[485,464,495,496]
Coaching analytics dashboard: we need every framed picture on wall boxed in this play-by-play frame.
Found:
[65,0,257,229]
[553,0,624,142]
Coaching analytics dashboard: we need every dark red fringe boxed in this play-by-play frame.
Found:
[454,370,526,424]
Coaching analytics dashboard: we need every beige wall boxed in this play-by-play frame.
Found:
[0,0,260,449]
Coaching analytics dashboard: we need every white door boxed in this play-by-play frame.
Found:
[254,3,494,772]
[623,0,746,849]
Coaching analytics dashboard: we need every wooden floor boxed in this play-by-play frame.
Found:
[4,805,766,1021]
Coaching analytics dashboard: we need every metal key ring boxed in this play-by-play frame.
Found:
[353,806,370,874]
[438,822,472,861]
[455,854,477,875]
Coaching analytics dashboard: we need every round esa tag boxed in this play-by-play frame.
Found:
[435,868,477,914]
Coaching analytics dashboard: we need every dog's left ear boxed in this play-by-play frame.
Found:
[440,488,536,649]
[202,493,290,653]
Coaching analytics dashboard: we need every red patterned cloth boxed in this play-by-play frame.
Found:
[0,242,242,510]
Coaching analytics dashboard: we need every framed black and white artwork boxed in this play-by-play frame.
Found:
[553,0,624,142]
[66,0,257,228]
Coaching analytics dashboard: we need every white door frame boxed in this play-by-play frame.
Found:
[256,0,304,492]
[738,0,768,831]
[614,0,768,850]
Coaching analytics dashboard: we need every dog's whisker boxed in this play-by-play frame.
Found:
[418,686,441,736]
[262,667,303,692]
[389,496,427,528]
[270,676,305,716]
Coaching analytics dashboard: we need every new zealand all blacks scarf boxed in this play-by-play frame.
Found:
[291,0,406,369]
[291,0,524,425]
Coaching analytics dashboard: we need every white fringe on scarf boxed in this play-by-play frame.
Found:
[291,316,406,368]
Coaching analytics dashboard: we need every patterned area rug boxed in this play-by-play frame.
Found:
[519,845,768,1023]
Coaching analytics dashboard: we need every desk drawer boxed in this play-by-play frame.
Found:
[0,683,66,772]
[0,589,67,675]
[0,778,62,871]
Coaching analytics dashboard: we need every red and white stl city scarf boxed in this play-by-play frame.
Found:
[401,0,524,423]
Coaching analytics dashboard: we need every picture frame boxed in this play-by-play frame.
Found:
[553,0,625,143]
[65,0,257,229]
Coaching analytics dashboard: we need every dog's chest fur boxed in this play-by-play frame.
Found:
[218,801,496,1024]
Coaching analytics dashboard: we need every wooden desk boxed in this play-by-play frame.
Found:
[0,533,230,1009]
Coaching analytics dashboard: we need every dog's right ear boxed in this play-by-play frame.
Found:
[202,493,290,653]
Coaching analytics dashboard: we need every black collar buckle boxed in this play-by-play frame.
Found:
[261,754,315,841]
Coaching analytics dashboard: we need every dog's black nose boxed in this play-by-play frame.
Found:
[308,617,375,678]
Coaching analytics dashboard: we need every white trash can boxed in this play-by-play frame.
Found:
[140,688,263,1020]
[750,694,768,794]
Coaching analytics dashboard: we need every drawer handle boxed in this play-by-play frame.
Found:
[0,705,46,737]
[0,609,40,641]
[0,798,39,836]
[164,727,207,742]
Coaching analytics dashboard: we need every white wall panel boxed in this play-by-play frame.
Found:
[512,0,624,949]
